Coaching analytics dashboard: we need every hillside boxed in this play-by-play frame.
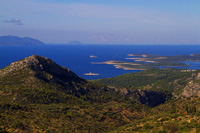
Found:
[0,55,88,104]
[0,55,148,132]
[0,55,200,132]
[113,95,200,132]
[93,68,200,96]
[0,36,45,46]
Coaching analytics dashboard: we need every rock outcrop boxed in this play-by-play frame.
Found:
[112,87,170,107]
[182,73,200,97]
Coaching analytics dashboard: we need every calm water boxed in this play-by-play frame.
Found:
[0,44,200,79]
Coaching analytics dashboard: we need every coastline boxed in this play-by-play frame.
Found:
[91,52,200,71]
[92,60,146,70]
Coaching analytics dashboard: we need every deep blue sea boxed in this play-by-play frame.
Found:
[0,44,200,80]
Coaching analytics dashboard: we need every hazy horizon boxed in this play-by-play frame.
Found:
[1,0,200,44]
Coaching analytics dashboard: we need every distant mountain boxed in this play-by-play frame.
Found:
[68,41,82,44]
[0,36,45,46]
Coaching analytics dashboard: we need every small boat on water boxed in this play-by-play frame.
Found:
[84,72,99,75]
[90,55,97,58]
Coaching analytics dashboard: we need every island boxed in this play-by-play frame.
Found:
[92,53,200,70]
[0,36,45,46]
[68,41,82,44]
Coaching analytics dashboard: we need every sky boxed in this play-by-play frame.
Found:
[1,0,200,44]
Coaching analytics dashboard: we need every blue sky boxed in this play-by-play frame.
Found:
[1,0,200,44]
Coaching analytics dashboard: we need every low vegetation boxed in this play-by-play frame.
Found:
[1,55,200,132]
[94,68,199,94]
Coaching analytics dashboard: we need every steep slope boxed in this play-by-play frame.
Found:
[0,55,87,104]
[0,36,45,46]
[0,55,84,82]
[182,73,200,97]
[110,86,170,107]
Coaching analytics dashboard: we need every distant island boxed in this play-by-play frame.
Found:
[0,36,45,46]
[68,41,82,44]
[92,53,200,70]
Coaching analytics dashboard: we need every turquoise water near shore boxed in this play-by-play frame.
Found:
[0,44,200,79]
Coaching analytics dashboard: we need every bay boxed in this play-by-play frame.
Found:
[0,44,200,80]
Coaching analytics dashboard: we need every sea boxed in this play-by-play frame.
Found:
[0,44,200,80]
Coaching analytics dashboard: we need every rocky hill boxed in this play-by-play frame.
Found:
[0,55,88,104]
[0,36,45,46]
[0,55,85,84]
